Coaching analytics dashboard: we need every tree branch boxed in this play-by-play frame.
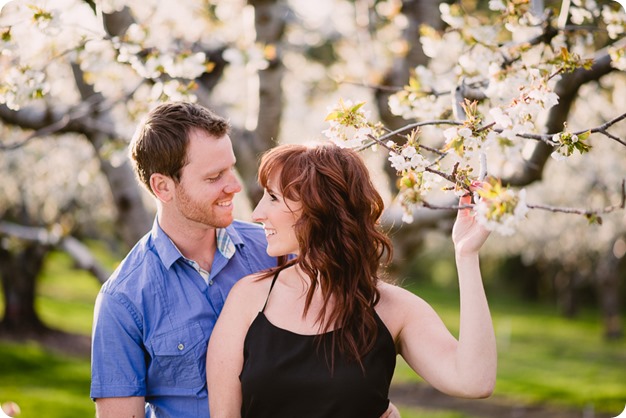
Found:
[0,100,120,150]
[0,221,110,283]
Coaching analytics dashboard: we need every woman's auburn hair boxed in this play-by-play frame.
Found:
[257,143,393,368]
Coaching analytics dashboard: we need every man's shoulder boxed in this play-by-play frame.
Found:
[230,219,264,234]
[229,220,274,266]
[101,234,163,295]
[230,220,267,244]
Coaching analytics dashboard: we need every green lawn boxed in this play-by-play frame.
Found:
[1,250,625,418]
[394,281,626,416]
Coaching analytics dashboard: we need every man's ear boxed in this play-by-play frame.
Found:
[150,173,175,203]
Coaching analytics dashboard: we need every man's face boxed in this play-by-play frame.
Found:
[173,129,242,229]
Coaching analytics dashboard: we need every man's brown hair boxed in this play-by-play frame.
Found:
[129,101,230,194]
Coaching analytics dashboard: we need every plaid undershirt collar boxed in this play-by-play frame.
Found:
[216,227,235,259]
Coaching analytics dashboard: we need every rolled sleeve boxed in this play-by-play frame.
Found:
[91,292,146,399]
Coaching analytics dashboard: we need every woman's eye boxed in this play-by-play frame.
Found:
[265,190,278,201]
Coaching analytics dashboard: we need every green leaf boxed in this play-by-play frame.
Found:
[577,130,591,141]
[349,102,366,112]
[324,111,342,121]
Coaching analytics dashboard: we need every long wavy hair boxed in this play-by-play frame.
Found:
[257,143,393,368]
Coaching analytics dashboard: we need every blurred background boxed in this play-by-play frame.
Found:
[0,0,625,417]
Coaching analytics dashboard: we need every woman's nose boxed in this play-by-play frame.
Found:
[251,203,265,223]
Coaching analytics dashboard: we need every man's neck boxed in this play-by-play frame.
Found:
[159,215,218,272]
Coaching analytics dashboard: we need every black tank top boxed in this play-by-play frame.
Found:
[239,272,397,418]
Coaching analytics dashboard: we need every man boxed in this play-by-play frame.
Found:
[90,102,276,417]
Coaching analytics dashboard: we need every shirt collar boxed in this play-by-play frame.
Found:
[216,227,236,259]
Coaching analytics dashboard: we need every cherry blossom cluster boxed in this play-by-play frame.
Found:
[0,0,245,111]
[322,99,384,148]
[323,0,625,235]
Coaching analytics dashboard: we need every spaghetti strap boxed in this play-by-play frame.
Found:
[261,271,280,313]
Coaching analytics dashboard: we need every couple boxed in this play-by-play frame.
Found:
[90,101,497,418]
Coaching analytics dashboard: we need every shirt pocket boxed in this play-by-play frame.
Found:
[150,322,207,389]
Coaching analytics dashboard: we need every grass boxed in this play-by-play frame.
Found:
[397,407,471,418]
[36,250,105,335]
[393,280,626,415]
[0,244,116,418]
[1,249,625,417]
[0,342,94,418]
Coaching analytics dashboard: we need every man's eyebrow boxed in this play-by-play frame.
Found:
[209,163,236,176]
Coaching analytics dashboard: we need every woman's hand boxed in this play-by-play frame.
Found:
[380,402,400,418]
[452,184,490,256]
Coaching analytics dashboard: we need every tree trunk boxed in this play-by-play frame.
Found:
[372,0,452,268]
[375,0,445,187]
[595,252,623,339]
[0,243,49,333]
[234,0,287,206]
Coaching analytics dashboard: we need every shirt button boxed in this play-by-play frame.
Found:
[208,280,214,286]
[178,343,184,351]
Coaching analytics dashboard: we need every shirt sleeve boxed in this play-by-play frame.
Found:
[91,291,147,399]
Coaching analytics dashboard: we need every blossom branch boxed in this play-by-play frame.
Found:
[527,179,626,216]
[357,120,462,152]
[421,200,474,211]
[512,111,626,146]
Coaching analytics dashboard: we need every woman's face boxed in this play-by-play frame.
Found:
[252,170,301,257]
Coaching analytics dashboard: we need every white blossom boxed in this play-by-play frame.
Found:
[488,0,506,11]
[490,107,513,129]
[475,189,529,235]
[387,147,429,172]
[439,3,464,29]
[550,146,569,161]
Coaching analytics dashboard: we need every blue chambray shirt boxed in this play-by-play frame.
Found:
[90,218,275,417]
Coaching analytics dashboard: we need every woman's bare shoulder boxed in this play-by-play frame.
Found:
[376,280,433,335]
[227,271,276,307]
[377,280,425,303]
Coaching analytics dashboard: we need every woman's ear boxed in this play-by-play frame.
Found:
[150,173,175,203]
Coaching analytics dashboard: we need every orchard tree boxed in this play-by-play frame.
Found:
[0,0,625,338]
[0,0,287,333]
[321,0,626,337]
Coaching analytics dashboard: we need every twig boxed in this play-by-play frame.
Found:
[0,81,143,150]
[0,114,72,150]
[357,120,463,152]
[339,79,451,98]
[418,179,626,220]
[421,200,473,211]
[527,179,626,216]
[514,111,626,146]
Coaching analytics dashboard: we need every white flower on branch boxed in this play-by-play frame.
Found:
[323,99,382,148]
[601,5,626,40]
[488,0,506,12]
[609,46,626,71]
[0,66,49,110]
[475,182,529,236]
[439,3,464,30]
[570,6,594,25]
[388,146,429,172]
[550,129,592,161]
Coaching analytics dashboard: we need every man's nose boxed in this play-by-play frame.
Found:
[224,170,242,194]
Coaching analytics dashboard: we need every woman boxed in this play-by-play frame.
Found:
[207,143,496,417]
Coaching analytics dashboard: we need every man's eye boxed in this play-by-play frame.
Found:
[207,174,222,183]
